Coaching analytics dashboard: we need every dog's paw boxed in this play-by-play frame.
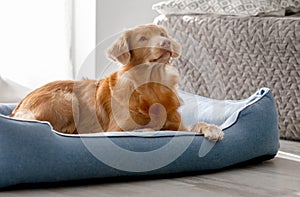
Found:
[137,128,156,132]
[192,122,224,141]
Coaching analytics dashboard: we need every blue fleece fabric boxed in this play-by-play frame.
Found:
[0,88,279,188]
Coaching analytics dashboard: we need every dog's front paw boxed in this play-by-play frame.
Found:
[192,122,224,141]
[137,128,156,132]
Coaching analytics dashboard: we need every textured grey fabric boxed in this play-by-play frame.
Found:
[155,14,300,141]
[153,0,300,16]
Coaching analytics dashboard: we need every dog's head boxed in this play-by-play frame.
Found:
[107,24,181,66]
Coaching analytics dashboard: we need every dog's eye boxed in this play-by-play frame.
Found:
[160,32,166,37]
[139,36,147,42]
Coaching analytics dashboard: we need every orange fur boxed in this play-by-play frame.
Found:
[10,24,224,141]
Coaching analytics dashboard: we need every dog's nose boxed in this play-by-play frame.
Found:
[160,40,171,49]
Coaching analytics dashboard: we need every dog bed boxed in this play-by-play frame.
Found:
[0,88,279,188]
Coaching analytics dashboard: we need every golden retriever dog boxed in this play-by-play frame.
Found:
[10,24,224,141]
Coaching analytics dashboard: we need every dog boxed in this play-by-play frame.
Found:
[10,24,224,141]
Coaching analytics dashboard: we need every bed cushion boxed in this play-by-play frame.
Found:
[0,75,31,103]
[0,88,279,188]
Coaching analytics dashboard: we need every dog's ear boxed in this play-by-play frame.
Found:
[107,31,131,65]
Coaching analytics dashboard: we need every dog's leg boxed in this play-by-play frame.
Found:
[60,125,78,134]
[163,110,188,131]
[12,110,36,120]
[191,122,224,141]
[137,128,156,132]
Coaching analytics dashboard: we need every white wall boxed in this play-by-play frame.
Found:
[95,0,162,78]
[72,0,96,80]
[0,0,73,89]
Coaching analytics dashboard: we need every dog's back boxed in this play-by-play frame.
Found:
[10,79,106,134]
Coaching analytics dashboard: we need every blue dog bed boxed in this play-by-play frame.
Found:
[0,88,279,188]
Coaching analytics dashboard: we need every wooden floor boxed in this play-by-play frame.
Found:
[1,140,300,197]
